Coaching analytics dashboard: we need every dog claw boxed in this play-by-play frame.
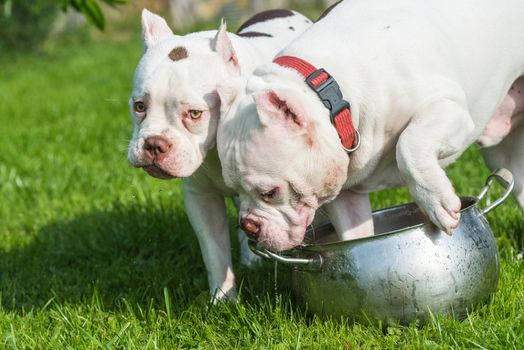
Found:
[450,211,459,220]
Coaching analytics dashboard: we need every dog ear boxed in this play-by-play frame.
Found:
[254,90,307,131]
[141,9,174,48]
[217,76,247,112]
[211,19,240,74]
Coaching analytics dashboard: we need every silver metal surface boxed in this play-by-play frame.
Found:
[250,169,513,325]
[343,129,361,153]
[248,242,322,267]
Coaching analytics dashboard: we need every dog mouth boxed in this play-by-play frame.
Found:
[255,221,308,251]
[142,164,177,180]
[242,206,316,251]
[258,229,306,251]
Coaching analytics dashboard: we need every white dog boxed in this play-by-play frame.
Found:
[127,9,312,300]
[217,0,524,251]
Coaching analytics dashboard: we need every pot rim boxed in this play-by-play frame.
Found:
[299,196,479,250]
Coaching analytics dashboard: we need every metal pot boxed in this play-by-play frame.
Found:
[250,169,514,325]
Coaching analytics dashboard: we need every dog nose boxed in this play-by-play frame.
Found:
[143,136,172,161]
[240,218,260,236]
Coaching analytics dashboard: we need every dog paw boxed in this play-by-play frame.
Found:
[414,187,462,235]
[210,287,237,305]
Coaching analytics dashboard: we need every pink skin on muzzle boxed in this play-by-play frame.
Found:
[241,205,316,251]
[133,134,199,179]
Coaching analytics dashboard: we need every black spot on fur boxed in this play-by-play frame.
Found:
[236,9,294,34]
[317,0,343,22]
[289,26,295,31]
[237,31,273,38]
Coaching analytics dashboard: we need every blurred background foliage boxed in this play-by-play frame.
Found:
[1,0,60,51]
[0,0,335,53]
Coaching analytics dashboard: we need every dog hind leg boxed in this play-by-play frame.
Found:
[481,122,524,210]
[480,76,524,210]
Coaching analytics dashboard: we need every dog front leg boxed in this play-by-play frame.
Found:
[396,97,475,234]
[325,190,374,241]
[183,180,235,302]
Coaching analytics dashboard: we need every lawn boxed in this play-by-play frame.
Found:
[0,30,523,349]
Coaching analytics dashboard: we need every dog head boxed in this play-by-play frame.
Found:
[217,65,349,250]
[128,10,241,179]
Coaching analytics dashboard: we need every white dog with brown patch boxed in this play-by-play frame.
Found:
[127,9,312,300]
[217,0,524,251]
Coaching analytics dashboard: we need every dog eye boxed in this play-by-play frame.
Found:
[189,110,203,120]
[260,188,278,202]
[133,101,146,113]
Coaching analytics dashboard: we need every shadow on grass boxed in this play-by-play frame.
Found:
[0,200,294,313]
[1,194,519,319]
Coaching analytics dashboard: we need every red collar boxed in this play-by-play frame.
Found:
[273,55,359,152]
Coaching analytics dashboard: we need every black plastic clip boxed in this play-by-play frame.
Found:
[305,68,350,120]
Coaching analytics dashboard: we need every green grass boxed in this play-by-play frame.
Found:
[0,33,523,349]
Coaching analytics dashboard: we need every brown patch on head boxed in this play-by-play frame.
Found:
[168,46,188,61]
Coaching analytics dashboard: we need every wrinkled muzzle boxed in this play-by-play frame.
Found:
[239,207,315,251]
[128,132,202,178]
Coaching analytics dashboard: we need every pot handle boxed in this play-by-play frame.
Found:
[248,240,322,267]
[476,168,514,216]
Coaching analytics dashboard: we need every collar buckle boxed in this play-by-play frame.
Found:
[305,68,350,121]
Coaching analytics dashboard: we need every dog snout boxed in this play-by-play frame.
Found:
[143,136,172,161]
[240,217,260,237]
